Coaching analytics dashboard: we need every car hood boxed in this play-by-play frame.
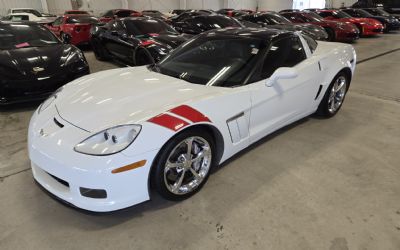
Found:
[0,44,79,80]
[152,34,188,48]
[56,67,224,132]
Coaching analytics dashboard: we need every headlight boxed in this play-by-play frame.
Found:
[74,125,141,156]
[65,50,85,66]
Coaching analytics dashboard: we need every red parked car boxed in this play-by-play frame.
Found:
[47,15,100,45]
[99,9,142,23]
[281,11,360,42]
[312,9,383,36]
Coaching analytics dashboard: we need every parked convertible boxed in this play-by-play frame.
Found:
[281,11,360,42]
[91,17,189,66]
[0,22,89,105]
[47,15,100,45]
[99,9,142,23]
[312,9,384,36]
[29,28,356,212]
[341,8,400,32]
[171,14,242,34]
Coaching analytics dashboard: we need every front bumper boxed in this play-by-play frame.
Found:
[336,29,360,42]
[0,68,89,105]
[361,24,384,36]
[28,109,158,212]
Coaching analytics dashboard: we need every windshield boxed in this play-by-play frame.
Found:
[366,8,390,16]
[0,24,59,50]
[66,16,99,24]
[263,13,292,24]
[3,15,29,21]
[194,16,242,29]
[124,19,178,36]
[153,35,266,87]
[334,11,352,18]
[304,12,324,22]
[356,9,373,17]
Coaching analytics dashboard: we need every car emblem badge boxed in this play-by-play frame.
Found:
[32,67,44,74]
[39,129,47,137]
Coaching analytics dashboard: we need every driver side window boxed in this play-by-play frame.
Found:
[260,36,306,79]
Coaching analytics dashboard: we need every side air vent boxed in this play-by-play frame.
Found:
[315,85,323,100]
[54,117,64,128]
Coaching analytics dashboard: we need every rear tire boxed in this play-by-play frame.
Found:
[325,28,336,41]
[151,128,216,201]
[316,71,349,118]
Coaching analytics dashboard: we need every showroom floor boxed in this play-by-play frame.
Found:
[1,33,400,250]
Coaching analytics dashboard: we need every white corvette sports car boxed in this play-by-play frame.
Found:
[29,28,356,212]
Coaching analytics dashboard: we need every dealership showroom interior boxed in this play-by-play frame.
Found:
[1,0,400,249]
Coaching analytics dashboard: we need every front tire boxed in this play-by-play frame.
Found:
[151,128,215,201]
[91,38,110,61]
[325,28,336,41]
[134,48,155,66]
[317,71,349,117]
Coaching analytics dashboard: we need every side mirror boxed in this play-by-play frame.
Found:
[266,67,298,87]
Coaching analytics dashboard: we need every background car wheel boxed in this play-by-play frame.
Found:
[316,71,349,118]
[91,39,110,61]
[151,128,216,201]
[134,48,155,66]
[325,28,336,41]
[356,24,363,36]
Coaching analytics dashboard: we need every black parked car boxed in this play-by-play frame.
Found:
[0,21,89,105]
[240,12,328,40]
[91,17,189,66]
[341,8,400,31]
[167,9,213,24]
[362,7,400,20]
[142,10,168,20]
[171,14,243,35]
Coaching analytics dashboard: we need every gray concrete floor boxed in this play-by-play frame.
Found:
[1,33,400,250]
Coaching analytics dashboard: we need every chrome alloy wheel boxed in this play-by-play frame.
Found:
[328,75,347,114]
[164,136,212,195]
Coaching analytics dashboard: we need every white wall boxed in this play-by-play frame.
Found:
[0,0,43,16]
[258,0,293,11]
[129,0,180,12]
[329,0,357,8]
[225,0,257,10]
[46,0,71,15]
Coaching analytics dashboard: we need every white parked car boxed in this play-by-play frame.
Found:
[8,8,56,21]
[28,28,356,212]
[2,13,43,22]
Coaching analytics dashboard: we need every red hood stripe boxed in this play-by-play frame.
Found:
[148,113,189,131]
[169,105,211,123]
